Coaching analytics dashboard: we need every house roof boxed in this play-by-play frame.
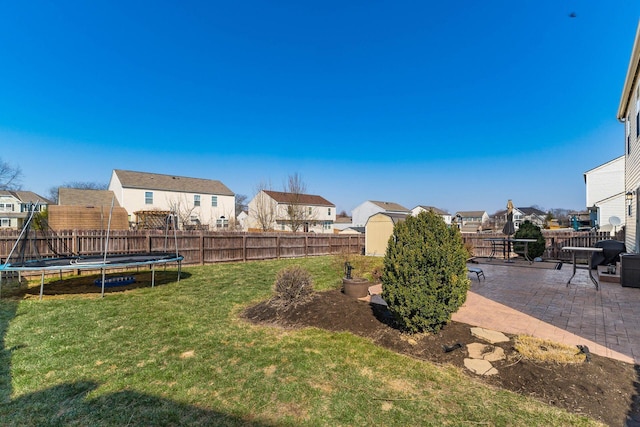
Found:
[414,205,450,215]
[263,190,335,207]
[335,216,352,223]
[456,211,486,217]
[518,207,546,216]
[0,190,51,204]
[113,169,234,196]
[58,188,121,207]
[618,21,640,119]
[369,200,410,212]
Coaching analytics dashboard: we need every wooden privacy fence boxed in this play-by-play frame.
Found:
[461,230,625,262]
[0,230,365,267]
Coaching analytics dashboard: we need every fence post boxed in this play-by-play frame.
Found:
[243,235,247,262]
[201,231,205,265]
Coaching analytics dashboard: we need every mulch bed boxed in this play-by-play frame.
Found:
[243,289,640,426]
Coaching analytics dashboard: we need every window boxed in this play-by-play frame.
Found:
[194,195,201,207]
[323,221,332,230]
[216,217,229,228]
[308,207,312,215]
[145,192,153,204]
[211,196,218,207]
[328,208,331,216]
[1,218,9,227]
[0,203,13,212]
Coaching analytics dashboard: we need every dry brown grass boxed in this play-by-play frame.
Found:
[514,335,586,364]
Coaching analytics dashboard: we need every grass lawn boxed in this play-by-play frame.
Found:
[0,256,600,426]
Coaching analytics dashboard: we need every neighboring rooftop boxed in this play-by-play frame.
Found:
[415,205,450,215]
[113,169,234,196]
[370,201,410,212]
[0,190,51,204]
[263,190,335,207]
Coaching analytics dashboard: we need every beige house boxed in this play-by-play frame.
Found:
[246,190,336,233]
[618,21,640,252]
[108,169,235,230]
[365,212,408,256]
[0,191,50,229]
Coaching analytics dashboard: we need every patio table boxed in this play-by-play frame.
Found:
[562,246,603,290]
[484,238,537,263]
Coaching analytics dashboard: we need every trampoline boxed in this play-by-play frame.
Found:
[0,202,183,299]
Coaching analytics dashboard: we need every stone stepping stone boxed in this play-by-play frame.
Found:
[467,343,505,362]
[470,327,509,344]
[464,358,498,376]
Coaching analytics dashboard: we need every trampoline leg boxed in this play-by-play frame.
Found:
[101,268,106,298]
[177,261,181,282]
[152,265,156,288]
[39,271,45,300]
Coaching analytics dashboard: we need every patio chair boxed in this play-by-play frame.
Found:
[468,267,485,281]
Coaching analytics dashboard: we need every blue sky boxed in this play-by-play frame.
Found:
[1,1,639,215]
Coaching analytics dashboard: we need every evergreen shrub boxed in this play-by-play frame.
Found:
[513,221,546,259]
[381,211,470,333]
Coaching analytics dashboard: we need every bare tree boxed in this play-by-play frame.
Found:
[0,158,22,190]
[235,194,248,216]
[167,196,198,230]
[284,173,315,233]
[251,181,277,231]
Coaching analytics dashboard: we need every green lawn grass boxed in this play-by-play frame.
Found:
[0,256,600,426]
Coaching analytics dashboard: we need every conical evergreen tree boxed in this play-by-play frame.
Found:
[381,211,470,333]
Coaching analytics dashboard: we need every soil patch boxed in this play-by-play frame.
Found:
[243,289,640,426]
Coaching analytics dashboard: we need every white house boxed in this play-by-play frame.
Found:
[411,205,452,225]
[584,156,625,233]
[246,190,336,233]
[0,191,50,229]
[618,21,640,251]
[351,201,410,228]
[455,210,489,231]
[108,169,235,230]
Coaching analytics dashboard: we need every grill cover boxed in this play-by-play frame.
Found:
[590,240,626,269]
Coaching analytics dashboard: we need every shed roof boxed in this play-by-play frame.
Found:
[263,190,334,207]
[367,212,409,225]
[113,169,234,196]
[58,188,121,207]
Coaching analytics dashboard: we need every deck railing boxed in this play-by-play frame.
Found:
[461,230,624,262]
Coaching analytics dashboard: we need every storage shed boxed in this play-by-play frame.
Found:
[365,212,408,256]
[48,188,129,231]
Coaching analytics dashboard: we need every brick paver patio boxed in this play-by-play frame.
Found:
[453,261,640,364]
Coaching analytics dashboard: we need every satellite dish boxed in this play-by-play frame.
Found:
[609,216,621,234]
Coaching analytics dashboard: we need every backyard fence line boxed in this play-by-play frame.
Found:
[0,230,365,270]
